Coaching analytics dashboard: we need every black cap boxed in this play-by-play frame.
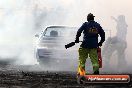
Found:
[87,13,95,21]
[88,13,95,18]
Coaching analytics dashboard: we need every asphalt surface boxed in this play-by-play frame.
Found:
[0,67,132,88]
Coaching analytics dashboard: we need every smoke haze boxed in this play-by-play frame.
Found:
[0,0,132,72]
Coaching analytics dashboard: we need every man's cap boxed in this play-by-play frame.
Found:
[87,13,95,18]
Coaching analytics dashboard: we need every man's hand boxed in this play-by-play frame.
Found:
[75,38,79,43]
[98,42,102,47]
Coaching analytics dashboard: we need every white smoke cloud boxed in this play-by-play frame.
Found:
[0,0,132,72]
[0,0,37,65]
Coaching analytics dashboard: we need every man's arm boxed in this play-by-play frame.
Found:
[98,25,105,46]
[75,23,86,43]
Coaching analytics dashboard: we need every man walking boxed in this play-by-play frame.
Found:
[75,13,105,75]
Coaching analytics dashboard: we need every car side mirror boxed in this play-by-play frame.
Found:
[35,34,39,38]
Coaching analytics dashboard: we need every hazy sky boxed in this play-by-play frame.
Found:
[0,0,131,65]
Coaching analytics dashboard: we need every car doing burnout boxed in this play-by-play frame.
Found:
[35,26,80,70]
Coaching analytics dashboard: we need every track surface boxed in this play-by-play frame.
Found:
[0,70,132,88]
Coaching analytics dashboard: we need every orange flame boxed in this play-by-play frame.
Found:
[78,67,85,76]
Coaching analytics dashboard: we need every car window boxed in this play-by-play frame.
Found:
[44,27,77,37]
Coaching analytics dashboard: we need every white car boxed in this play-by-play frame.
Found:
[35,26,80,70]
